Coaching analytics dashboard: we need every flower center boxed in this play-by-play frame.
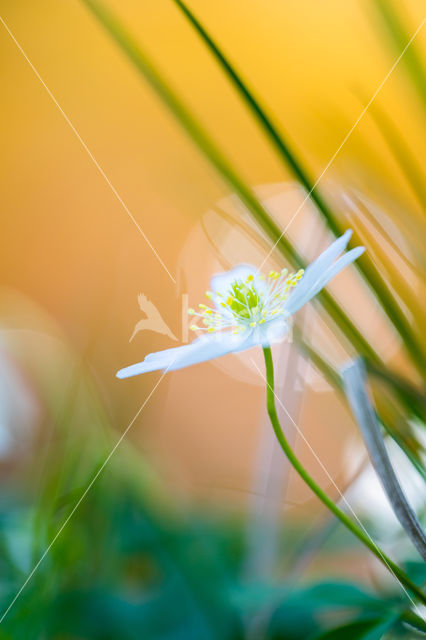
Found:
[227,278,260,320]
[188,268,304,334]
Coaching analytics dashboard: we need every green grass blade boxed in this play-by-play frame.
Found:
[355,251,426,375]
[171,0,426,376]
[294,328,426,481]
[380,411,426,482]
[171,0,338,231]
[367,361,426,423]
[366,101,426,211]
[80,1,298,266]
[342,359,426,559]
[400,610,426,634]
[371,0,426,108]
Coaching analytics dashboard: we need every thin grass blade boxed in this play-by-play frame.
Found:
[366,101,426,211]
[294,328,426,481]
[342,358,426,560]
[371,0,426,108]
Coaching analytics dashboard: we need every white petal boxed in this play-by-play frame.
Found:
[262,319,291,345]
[286,246,364,314]
[294,229,352,299]
[308,247,365,298]
[210,264,257,295]
[116,330,258,378]
[170,331,260,370]
[286,230,352,313]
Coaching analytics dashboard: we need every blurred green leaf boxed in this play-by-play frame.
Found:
[371,0,426,108]
[311,615,398,640]
[267,583,399,640]
[403,560,426,586]
[400,609,426,634]
[291,582,391,610]
[366,101,426,211]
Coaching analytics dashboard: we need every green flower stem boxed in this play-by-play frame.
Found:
[262,345,426,604]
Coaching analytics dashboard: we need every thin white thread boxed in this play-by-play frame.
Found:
[0,15,176,284]
[258,18,425,272]
[0,365,172,624]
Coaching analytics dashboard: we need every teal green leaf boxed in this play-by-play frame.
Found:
[312,615,399,640]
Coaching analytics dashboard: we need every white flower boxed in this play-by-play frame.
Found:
[117,230,364,378]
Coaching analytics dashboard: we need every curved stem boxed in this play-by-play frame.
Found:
[262,345,426,604]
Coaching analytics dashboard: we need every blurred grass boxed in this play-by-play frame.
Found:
[371,0,426,108]
[293,328,426,481]
[0,359,423,638]
[366,100,426,211]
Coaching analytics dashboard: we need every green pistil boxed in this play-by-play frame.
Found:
[228,281,261,320]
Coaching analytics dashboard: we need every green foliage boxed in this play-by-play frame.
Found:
[310,616,398,640]
[0,467,421,639]
[0,363,421,638]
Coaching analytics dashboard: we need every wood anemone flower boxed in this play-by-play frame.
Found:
[117,230,364,378]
